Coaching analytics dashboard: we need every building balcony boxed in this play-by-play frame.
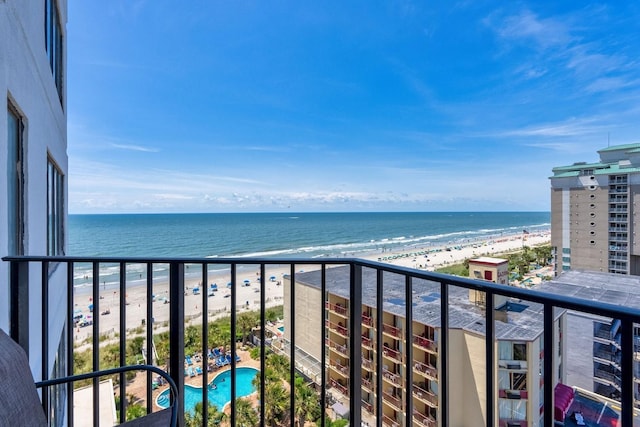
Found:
[413,383,438,408]
[382,367,403,387]
[362,399,374,414]
[326,301,348,317]
[362,377,373,392]
[413,360,438,380]
[413,409,436,426]
[362,313,373,327]
[383,323,402,339]
[382,413,402,427]
[362,356,374,371]
[362,334,373,349]
[382,390,403,411]
[326,319,349,337]
[382,345,403,363]
[4,255,640,427]
[330,377,349,396]
[329,360,349,377]
[413,334,437,352]
[327,338,348,357]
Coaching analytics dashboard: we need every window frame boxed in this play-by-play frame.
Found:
[47,156,65,256]
[7,101,25,255]
[45,0,64,103]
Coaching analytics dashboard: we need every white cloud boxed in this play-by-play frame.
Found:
[111,143,160,153]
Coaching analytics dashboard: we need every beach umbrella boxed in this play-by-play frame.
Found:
[269,276,276,281]
[243,279,250,284]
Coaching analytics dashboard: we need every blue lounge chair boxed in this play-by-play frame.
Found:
[195,366,203,375]
[186,355,193,366]
[188,367,196,377]
[236,354,241,362]
[225,354,232,364]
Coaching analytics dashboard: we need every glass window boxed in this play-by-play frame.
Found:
[513,343,527,361]
[7,103,24,255]
[45,0,63,102]
[47,158,65,256]
[48,326,67,427]
[499,399,527,421]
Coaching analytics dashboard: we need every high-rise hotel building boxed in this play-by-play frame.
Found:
[285,260,566,427]
[551,143,640,276]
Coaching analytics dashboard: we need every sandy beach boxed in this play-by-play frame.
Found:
[73,230,550,344]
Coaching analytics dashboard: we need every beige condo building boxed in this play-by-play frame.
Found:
[284,260,566,427]
[551,143,640,276]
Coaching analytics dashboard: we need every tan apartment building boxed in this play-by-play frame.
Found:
[550,143,640,276]
[284,265,566,427]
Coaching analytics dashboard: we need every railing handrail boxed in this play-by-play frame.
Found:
[7,254,640,321]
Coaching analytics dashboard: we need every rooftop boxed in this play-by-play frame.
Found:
[536,270,640,309]
[294,265,564,341]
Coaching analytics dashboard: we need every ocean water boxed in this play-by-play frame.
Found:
[69,212,549,258]
[68,212,549,291]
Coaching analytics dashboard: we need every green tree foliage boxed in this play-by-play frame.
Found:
[235,398,259,427]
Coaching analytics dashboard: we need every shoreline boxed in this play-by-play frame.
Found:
[72,230,550,344]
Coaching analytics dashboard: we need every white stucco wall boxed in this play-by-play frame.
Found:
[0,0,68,379]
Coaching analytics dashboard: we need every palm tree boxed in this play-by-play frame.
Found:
[185,401,227,427]
[267,353,290,379]
[264,381,290,426]
[237,312,257,346]
[295,381,320,426]
[235,398,259,427]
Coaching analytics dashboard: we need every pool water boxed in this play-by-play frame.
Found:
[157,367,258,412]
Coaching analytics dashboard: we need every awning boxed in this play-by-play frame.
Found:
[331,401,349,418]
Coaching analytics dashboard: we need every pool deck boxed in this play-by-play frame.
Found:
[121,347,259,412]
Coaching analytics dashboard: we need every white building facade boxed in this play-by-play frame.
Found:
[1,0,68,424]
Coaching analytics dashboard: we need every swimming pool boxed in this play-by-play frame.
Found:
[156,367,258,412]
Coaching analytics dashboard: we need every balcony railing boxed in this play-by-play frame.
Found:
[413,360,438,380]
[382,414,401,427]
[362,313,373,327]
[382,345,403,362]
[329,360,349,376]
[413,334,437,352]
[362,334,373,349]
[326,319,349,337]
[5,254,640,427]
[326,301,348,316]
[383,323,402,338]
[382,367,403,387]
[413,409,436,426]
[327,338,348,357]
[413,383,438,407]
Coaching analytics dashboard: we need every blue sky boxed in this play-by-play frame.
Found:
[67,1,640,214]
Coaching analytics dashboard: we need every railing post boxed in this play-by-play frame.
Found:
[349,263,363,427]
[485,291,494,427]
[375,268,383,427]
[543,303,554,427]
[405,275,413,426]
[440,281,449,427]
[10,260,29,354]
[169,261,185,426]
[621,318,634,427]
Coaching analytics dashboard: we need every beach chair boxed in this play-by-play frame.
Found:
[195,366,203,375]
[0,329,178,426]
[189,367,196,377]
[186,355,193,365]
